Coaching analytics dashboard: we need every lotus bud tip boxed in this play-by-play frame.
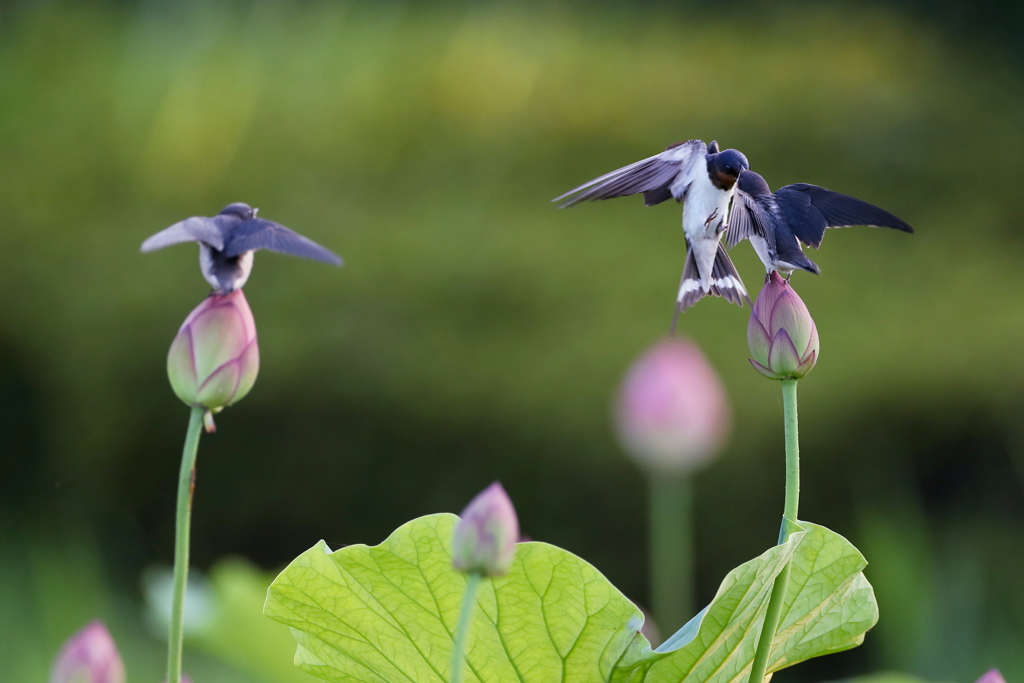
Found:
[748,273,818,380]
[167,290,260,412]
[452,482,519,577]
[51,620,126,683]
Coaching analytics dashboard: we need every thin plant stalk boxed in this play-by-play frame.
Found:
[167,406,205,683]
[450,571,482,683]
[748,378,800,682]
[648,472,694,634]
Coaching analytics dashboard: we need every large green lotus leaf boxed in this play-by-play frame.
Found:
[264,514,876,683]
[768,521,879,672]
[613,521,878,683]
[263,513,643,683]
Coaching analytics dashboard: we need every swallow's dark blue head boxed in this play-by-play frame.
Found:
[736,170,772,196]
[706,148,750,191]
[219,202,256,220]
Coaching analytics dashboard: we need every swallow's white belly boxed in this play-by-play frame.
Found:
[750,235,774,273]
[681,178,732,287]
[682,179,729,242]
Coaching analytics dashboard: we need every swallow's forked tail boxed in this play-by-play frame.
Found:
[671,242,751,334]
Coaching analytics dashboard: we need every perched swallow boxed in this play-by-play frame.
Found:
[141,202,342,292]
[727,171,913,277]
[554,140,751,323]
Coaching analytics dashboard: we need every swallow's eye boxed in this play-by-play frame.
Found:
[726,165,737,176]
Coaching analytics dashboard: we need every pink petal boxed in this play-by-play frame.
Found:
[167,325,198,403]
[795,350,817,378]
[749,359,783,380]
[190,303,249,383]
[614,338,730,473]
[747,317,772,367]
[50,621,125,683]
[768,329,801,377]
[196,359,242,408]
[804,322,820,359]
[752,272,787,323]
[229,339,260,406]
[768,289,813,355]
[975,670,1006,683]
[453,482,520,577]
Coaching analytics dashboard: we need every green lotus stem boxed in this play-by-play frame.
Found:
[167,406,205,683]
[648,472,693,634]
[780,379,800,534]
[748,378,800,682]
[451,571,482,683]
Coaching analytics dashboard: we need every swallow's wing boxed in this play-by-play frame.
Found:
[140,216,225,252]
[725,188,773,250]
[223,219,343,265]
[775,184,914,249]
[553,140,706,208]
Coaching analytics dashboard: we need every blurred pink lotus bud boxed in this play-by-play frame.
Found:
[50,620,125,683]
[976,670,1006,683]
[167,290,259,410]
[748,272,819,380]
[452,482,519,577]
[615,338,730,474]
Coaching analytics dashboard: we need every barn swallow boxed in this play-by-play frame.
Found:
[726,170,913,277]
[141,202,342,292]
[554,140,751,325]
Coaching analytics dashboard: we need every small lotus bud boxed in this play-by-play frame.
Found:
[50,621,126,683]
[748,272,819,380]
[167,290,259,410]
[452,482,519,577]
[976,671,1006,683]
[615,338,730,474]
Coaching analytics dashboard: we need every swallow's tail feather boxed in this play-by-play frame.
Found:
[710,242,751,307]
[672,243,749,332]
[676,247,705,311]
[775,248,821,275]
[672,247,705,333]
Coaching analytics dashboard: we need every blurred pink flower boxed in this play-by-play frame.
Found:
[167,290,259,410]
[976,670,1006,683]
[615,338,730,474]
[452,482,519,577]
[50,621,125,683]
[748,272,818,380]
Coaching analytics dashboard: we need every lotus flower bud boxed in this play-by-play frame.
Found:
[50,621,126,683]
[167,290,259,410]
[976,670,1006,683]
[452,482,519,577]
[615,338,730,475]
[748,272,819,380]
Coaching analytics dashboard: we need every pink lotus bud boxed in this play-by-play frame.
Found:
[50,621,125,683]
[748,272,819,380]
[976,670,1006,683]
[167,290,259,410]
[615,338,730,474]
[452,482,519,577]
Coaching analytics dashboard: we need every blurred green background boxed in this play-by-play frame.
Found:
[1,1,1022,681]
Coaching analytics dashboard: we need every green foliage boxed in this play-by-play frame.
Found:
[2,3,1023,680]
[197,558,316,682]
[835,674,939,683]
[265,514,876,682]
